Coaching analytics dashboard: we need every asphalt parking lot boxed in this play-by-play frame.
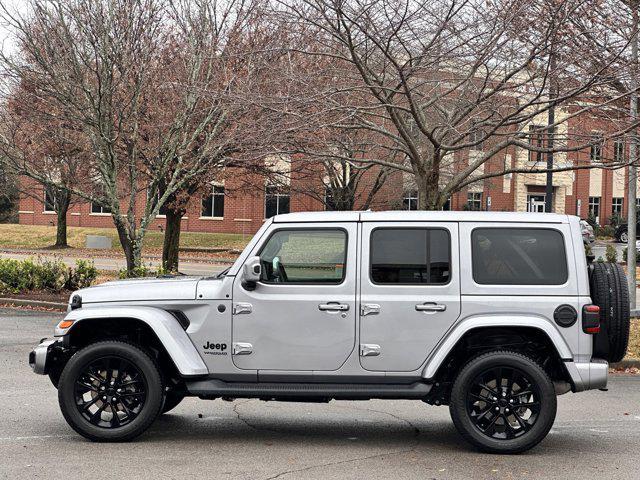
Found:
[2,307,640,480]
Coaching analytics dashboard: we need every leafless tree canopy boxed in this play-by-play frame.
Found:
[272,0,640,208]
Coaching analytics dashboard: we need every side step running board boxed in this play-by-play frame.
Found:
[186,379,432,400]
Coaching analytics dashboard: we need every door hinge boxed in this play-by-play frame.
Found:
[232,342,253,355]
[233,303,252,315]
[360,304,381,316]
[360,344,381,357]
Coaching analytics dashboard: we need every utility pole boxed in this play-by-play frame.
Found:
[545,41,557,213]
[627,6,638,308]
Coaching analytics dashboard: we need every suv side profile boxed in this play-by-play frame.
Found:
[29,211,630,453]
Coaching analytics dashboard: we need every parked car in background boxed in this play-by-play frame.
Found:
[614,222,640,243]
[580,220,595,245]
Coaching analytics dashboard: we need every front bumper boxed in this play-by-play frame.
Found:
[29,338,61,375]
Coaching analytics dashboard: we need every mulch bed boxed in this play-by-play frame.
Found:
[0,290,70,303]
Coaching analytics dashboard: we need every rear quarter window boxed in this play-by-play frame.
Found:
[471,228,568,285]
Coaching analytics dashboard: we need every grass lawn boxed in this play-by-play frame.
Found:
[0,224,249,252]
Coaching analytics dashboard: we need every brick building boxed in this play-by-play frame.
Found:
[17,114,636,235]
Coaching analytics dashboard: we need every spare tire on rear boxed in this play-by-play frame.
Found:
[589,262,630,363]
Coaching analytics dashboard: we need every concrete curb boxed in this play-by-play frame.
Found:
[611,358,640,369]
[0,298,67,311]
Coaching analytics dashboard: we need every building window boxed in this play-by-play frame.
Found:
[403,190,418,210]
[588,196,601,223]
[91,202,111,214]
[324,186,336,211]
[44,187,56,213]
[612,197,623,216]
[467,192,483,211]
[441,197,451,211]
[469,125,484,149]
[614,140,625,163]
[265,185,290,218]
[528,125,544,164]
[201,185,225,218]
[151,187,168,216]
[590,134,603,163]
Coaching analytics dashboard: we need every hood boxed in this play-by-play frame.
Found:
[73,276,204,304]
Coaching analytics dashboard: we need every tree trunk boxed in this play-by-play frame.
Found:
[162,208,183,272]
[114,219,137,274]
[54,192,70,248]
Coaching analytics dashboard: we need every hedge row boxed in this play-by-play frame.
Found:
[0,257,98,294]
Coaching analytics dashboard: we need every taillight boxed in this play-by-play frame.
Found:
[582,304,600,334]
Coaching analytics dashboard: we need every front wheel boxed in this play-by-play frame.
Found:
[449,351,557,454]
[619,231,628,243]
[58,341,164,442]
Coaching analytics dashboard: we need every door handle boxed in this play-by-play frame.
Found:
[318,303,350,312]
[415,302,447,313]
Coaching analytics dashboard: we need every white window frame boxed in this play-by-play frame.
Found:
[467,192,483,211]
[612,197,623,216]
[403,190,418,210]
[43,187,56,214]
[265,184,290,218]
[201,184,225,219]
[588,196,601,224]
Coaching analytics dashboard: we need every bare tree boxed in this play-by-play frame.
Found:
[279,0,640,209]
[0,0,263,272]
[0,77,92,247]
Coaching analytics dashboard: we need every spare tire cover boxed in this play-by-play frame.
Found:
[589,262,630,363]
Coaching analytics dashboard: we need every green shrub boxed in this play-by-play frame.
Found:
[64,260,98,290]
[596,256,605,263]
[623,247,640,263]
[37,258,67,291]
[605,244,618,263]
[0,257,98,293]
[118,263,167,279]
[598,225,615,239]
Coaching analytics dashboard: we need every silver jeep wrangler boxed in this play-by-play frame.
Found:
[29,211,630,453]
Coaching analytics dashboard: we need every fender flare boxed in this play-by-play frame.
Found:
[58,306,208,377]
[421,315,573,380]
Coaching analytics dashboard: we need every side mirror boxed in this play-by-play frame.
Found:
[242,256,262,291]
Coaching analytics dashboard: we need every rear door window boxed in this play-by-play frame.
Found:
[370,228,450,284]
[471,228,567,285]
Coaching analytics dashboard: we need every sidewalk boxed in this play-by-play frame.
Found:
[0,249,230,276]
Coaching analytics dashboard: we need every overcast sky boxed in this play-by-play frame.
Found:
[0,0,28,55]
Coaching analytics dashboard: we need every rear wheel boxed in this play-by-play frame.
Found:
[58,341,164,442]
[449,350,556,454]
[620,231,629,243]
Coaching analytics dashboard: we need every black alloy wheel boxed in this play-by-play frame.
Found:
[466,367,541,440]
[58,341,164,442]
[74,356,147,428]
[449,350,557,454]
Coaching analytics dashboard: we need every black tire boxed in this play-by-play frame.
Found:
[589,262,630,363]
[161,392,185,414]
[449,350,557,454]
[58,341,164,442]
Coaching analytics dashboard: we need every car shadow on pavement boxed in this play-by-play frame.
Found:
[141,411,597,455]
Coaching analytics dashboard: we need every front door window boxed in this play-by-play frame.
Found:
[259,229,347,284]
